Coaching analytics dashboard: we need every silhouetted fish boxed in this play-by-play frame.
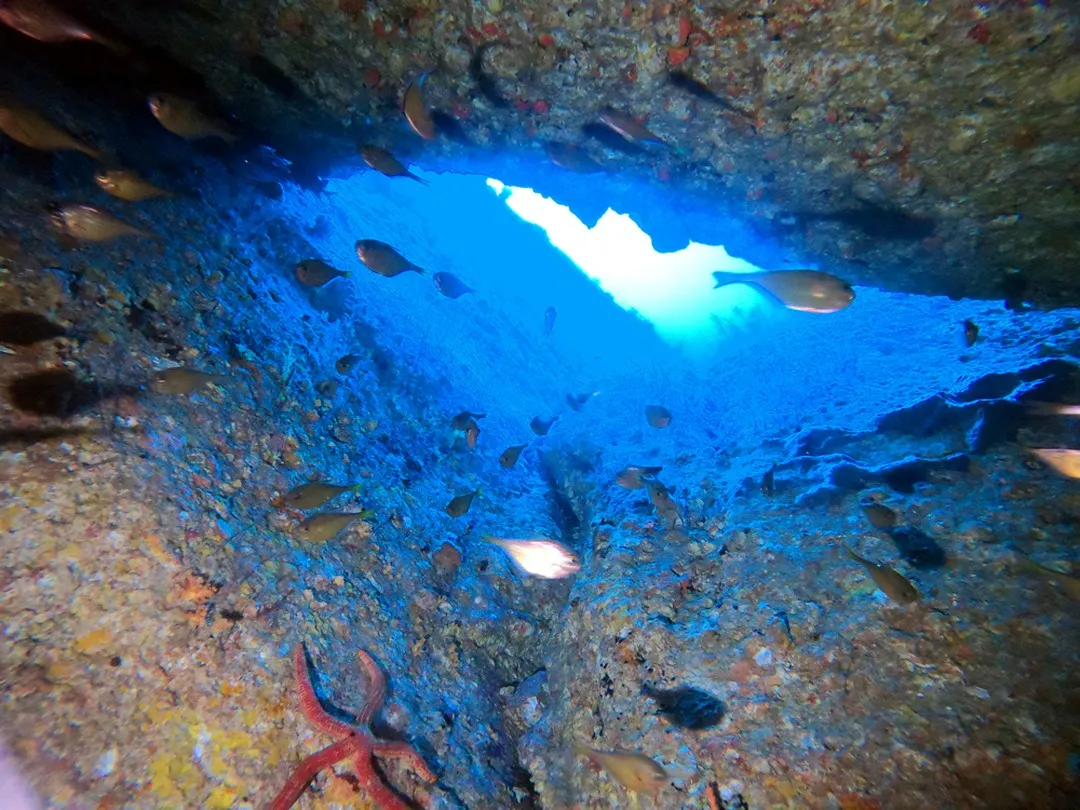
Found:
[434,271,475,299]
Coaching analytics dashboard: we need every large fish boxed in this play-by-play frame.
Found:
[356,239,425,277]
[712,269,854,314]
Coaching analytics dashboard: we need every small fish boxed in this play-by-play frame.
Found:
[641,683,725,730]
[573,744,668,794]
[761,464,776,497]
[47,203,155,242]
[299,510,372,543]
[284,481,361,510]
[147,93,238,143]
[615,465,663,490]
[335,354,362,374]
[643,478,679,524]
[1032,448,1080,479]
[0,311,66,346]
[499,444,526,468]
[434,271,475,299]
[152,367,227,395]
[861,502,898,530]
[963,319,979,348]
[465,419,481,449]
[644,405,672,428]
[403,73,436,140]
[295,259,347,287]
[598,107,667,147]
[712,270,854,314]
[566,391,597,411]
[0,103,104,160]
[359,144,429,185]
[1015,551,1080,601]
[451,411,486,430]
[530,415,558,436]
[542,306,558,336]
[545,141,603,173]
[667,72,751,121]
[846,547,920,604]
[356,239,425,277]
[446,488,480,518]
[469,42,508,107]
[94,168,172,202]
[0,0,127,53]
[1026,402,1080,417]
[487,537,581,579]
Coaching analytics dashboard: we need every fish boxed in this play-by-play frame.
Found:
[465,419,480,449]
[446,488,480,518]
[530,415,558,436]
[359,144,429,185]
[644,477,679,524]
[284,481,361,510]
[846,547,919,604]
[963,319,979,348]
[566,391,597,411]
[403,73,436,140]
[615,465,663,490]
[94,168,172,202]
[47,203,156,242]
[1031,448,1080,479]
[644,405,672,428]
[0,102,104,160]
[295,259,347,287]
[147,93,238,143]
[545,141,603,173]
[434,271,475,299]
[641,683,725,729]
[861,502,898,530]
[1014,551,1080,601]
[356,239,425,277]
[487,537,581,579]
[761,464,776,497]
[500,444,526,468]
[335,354,362,374]
[151,367,227,394]
[452,411,486,430]
[0,0,127,53]
[712,270,854,314]
[667,71,751,122]
[1026,402,1080,417]
[0,311,66,346]
[573,744,668,794]
[598,107,667,147]
[298,510,372,543]
[469,42,508,107]
[543,306,557,335]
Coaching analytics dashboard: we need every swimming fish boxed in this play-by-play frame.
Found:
[644,405,671,428]
[151,367,227,395]
[403,73,436,140]
[615,465,663,490]
[147,93,238,143]
[1015,551,1080,601]
[0,102,104,160]
[846,547,919,604]
[1032,448,1080,479]
[0,0,127,53]
[500,444,526,468]
[573,744,668,794]
[1027,402,1080,417]
[465,419,481,449]
[48,203,155,242]
[598,107,667,147]
[530,415,558,436]
[644,478,679,524]
[359,144,429,185]
[94,168,172,202]
[487,537,581,579]
[861,502,898,530]
[641,683,725,729]
[712,269,854,314]
[335,354,362,374]
[295,259,347,287]
[0,311,66,346]
[761,464,776,497]
[566,391,597,411]
[545,141,603,173]
[299,511,372,543]
[434,271,475,299]
[356,239,425,277]
[543,306,557,335]
[452,411,486,430]
[284,481,361,510]
[963,319,979,348]
[446,489,480,518]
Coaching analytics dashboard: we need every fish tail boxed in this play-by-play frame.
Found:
[712,271,739,289]
[411,264,427,276]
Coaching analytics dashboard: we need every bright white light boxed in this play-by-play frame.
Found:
[485,180,773,351]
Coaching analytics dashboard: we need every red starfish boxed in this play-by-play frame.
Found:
[268,643,436,810]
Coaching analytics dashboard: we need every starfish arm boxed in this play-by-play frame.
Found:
[352,752,416,810]
[266,737,358,810]
[355,649,387,725]
[372,740,437,782]
[294,644,360,737]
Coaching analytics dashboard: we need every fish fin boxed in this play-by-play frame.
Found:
[712,271,740,289]
[407,172,431,186]
[411,264,426,275]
